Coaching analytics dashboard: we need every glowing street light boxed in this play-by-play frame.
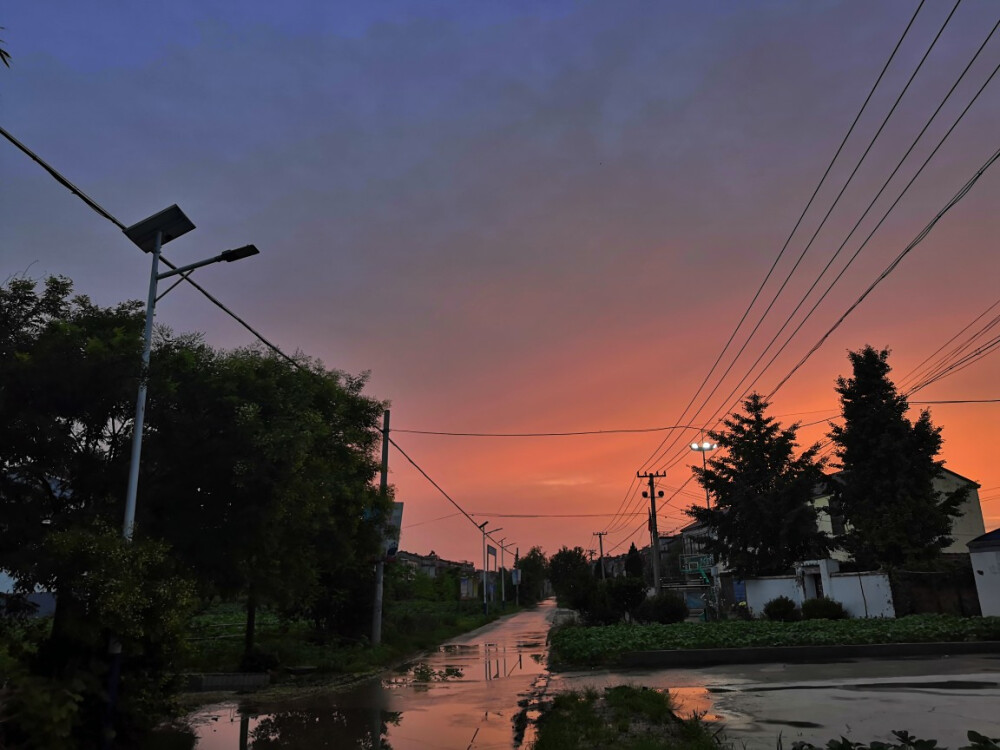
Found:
[689,440,718,509]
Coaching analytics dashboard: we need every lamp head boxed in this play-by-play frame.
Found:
[220,244,260,262]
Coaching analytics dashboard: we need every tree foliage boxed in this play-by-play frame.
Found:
[624,543,644,579]
[0,276,389,743]
[548,546,593,610]
[514,546,548,605]
[829,346,965,569]
[687,393,829,578]
[140,342,387,644]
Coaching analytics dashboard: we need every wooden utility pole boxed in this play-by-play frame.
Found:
[594,531,607,580]
[637,470,666,593]
[371,410,390,645]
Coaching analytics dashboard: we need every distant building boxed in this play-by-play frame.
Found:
[395,550,475,579]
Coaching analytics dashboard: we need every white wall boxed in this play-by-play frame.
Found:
[744,565,894,618]
[745,576,802,617]
[970,549,1000,616]
[828,572,895,618]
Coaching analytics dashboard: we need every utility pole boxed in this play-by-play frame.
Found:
[515,547,520,606]
[594,531,607,580]
[498,537,507,608]
[638,470,666,594]
[372,410,390,645]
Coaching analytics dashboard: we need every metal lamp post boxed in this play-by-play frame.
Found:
[689,440,718,509]
[479,523,501,615]
[498,537,507,608]
[120,205,259,539]
[103,206,258,749]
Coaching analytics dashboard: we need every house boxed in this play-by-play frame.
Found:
[395,550,475,579]
[968,528,1000,616]
[814,467,985,560]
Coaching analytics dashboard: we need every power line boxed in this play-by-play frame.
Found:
[633,0,928,478]
[393,424,709,438]
[910,398,1000,404]
[768,142,1000,398]
[387,436,505,547]
[649,9,997,476]
[0,125,306,372]
[470,512,648,519]
[634,1,937,480]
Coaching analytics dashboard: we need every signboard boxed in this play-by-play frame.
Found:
[680,553,713,573]
[511,569,522,586]
[381,502,404,559]
[486,545,497,559]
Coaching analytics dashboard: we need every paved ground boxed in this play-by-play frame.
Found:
[177,601,557,749]
[171,606,1000,748]
[554,654,1000,748]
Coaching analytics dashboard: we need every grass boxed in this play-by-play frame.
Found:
[532,685,721,750]
[179,598,517,676]
[549,614,1000,667]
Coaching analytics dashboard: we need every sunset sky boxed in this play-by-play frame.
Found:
[2,1,998,567]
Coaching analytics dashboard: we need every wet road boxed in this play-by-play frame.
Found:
[180,600,558,749]
[175,608,1000,748]
[554,654,1000,748]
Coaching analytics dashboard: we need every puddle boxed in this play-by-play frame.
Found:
[158,601,557,748]
[668,686,722,722]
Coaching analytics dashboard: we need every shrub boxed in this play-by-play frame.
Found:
[763,595,800,622]
[635,592,689,624]
[801,596,849,620]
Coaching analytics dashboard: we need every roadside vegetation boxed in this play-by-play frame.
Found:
[180,566,519,677]
[0,276,548,749]
[531,685,720,750]
[548,615,1000,667]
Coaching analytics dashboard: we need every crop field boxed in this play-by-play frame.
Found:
[548,614,1000,666]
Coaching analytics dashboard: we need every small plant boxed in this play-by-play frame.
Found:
[635,592,689,624]
[763,595,800,622]
[801,596,849,620]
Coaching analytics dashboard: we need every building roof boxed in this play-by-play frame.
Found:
[967,528,1000,552]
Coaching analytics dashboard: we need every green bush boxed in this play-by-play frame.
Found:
[763,595,800,622]
[801,596,849,620]
[635,592,689,625]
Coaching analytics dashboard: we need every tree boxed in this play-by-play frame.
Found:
[0,275,390,742]
[829,346,965,569]
[514,547,548,605]
[624,542,644,579]
[0,277,193,746]
[140,344,387,650]
[687,393,829,578]
[548,546,594,610]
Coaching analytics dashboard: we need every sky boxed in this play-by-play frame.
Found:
[2,1,999,567]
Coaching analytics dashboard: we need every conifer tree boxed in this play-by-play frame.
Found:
[829,346,965,568]
[687,393,829,578]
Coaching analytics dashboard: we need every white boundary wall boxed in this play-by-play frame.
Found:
[744,560,894,618]
[970,549,1000,616]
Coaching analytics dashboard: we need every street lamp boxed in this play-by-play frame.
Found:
[120,205,259,540]
[479,523,502,615]
[689,439,718,509]
[498,537,507,607]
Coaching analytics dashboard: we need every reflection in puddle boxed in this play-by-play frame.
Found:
[160,602,557,749]
[669,686,722,722]
[248,707,400,749]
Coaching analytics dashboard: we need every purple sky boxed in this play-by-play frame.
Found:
[3,1,999,565]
